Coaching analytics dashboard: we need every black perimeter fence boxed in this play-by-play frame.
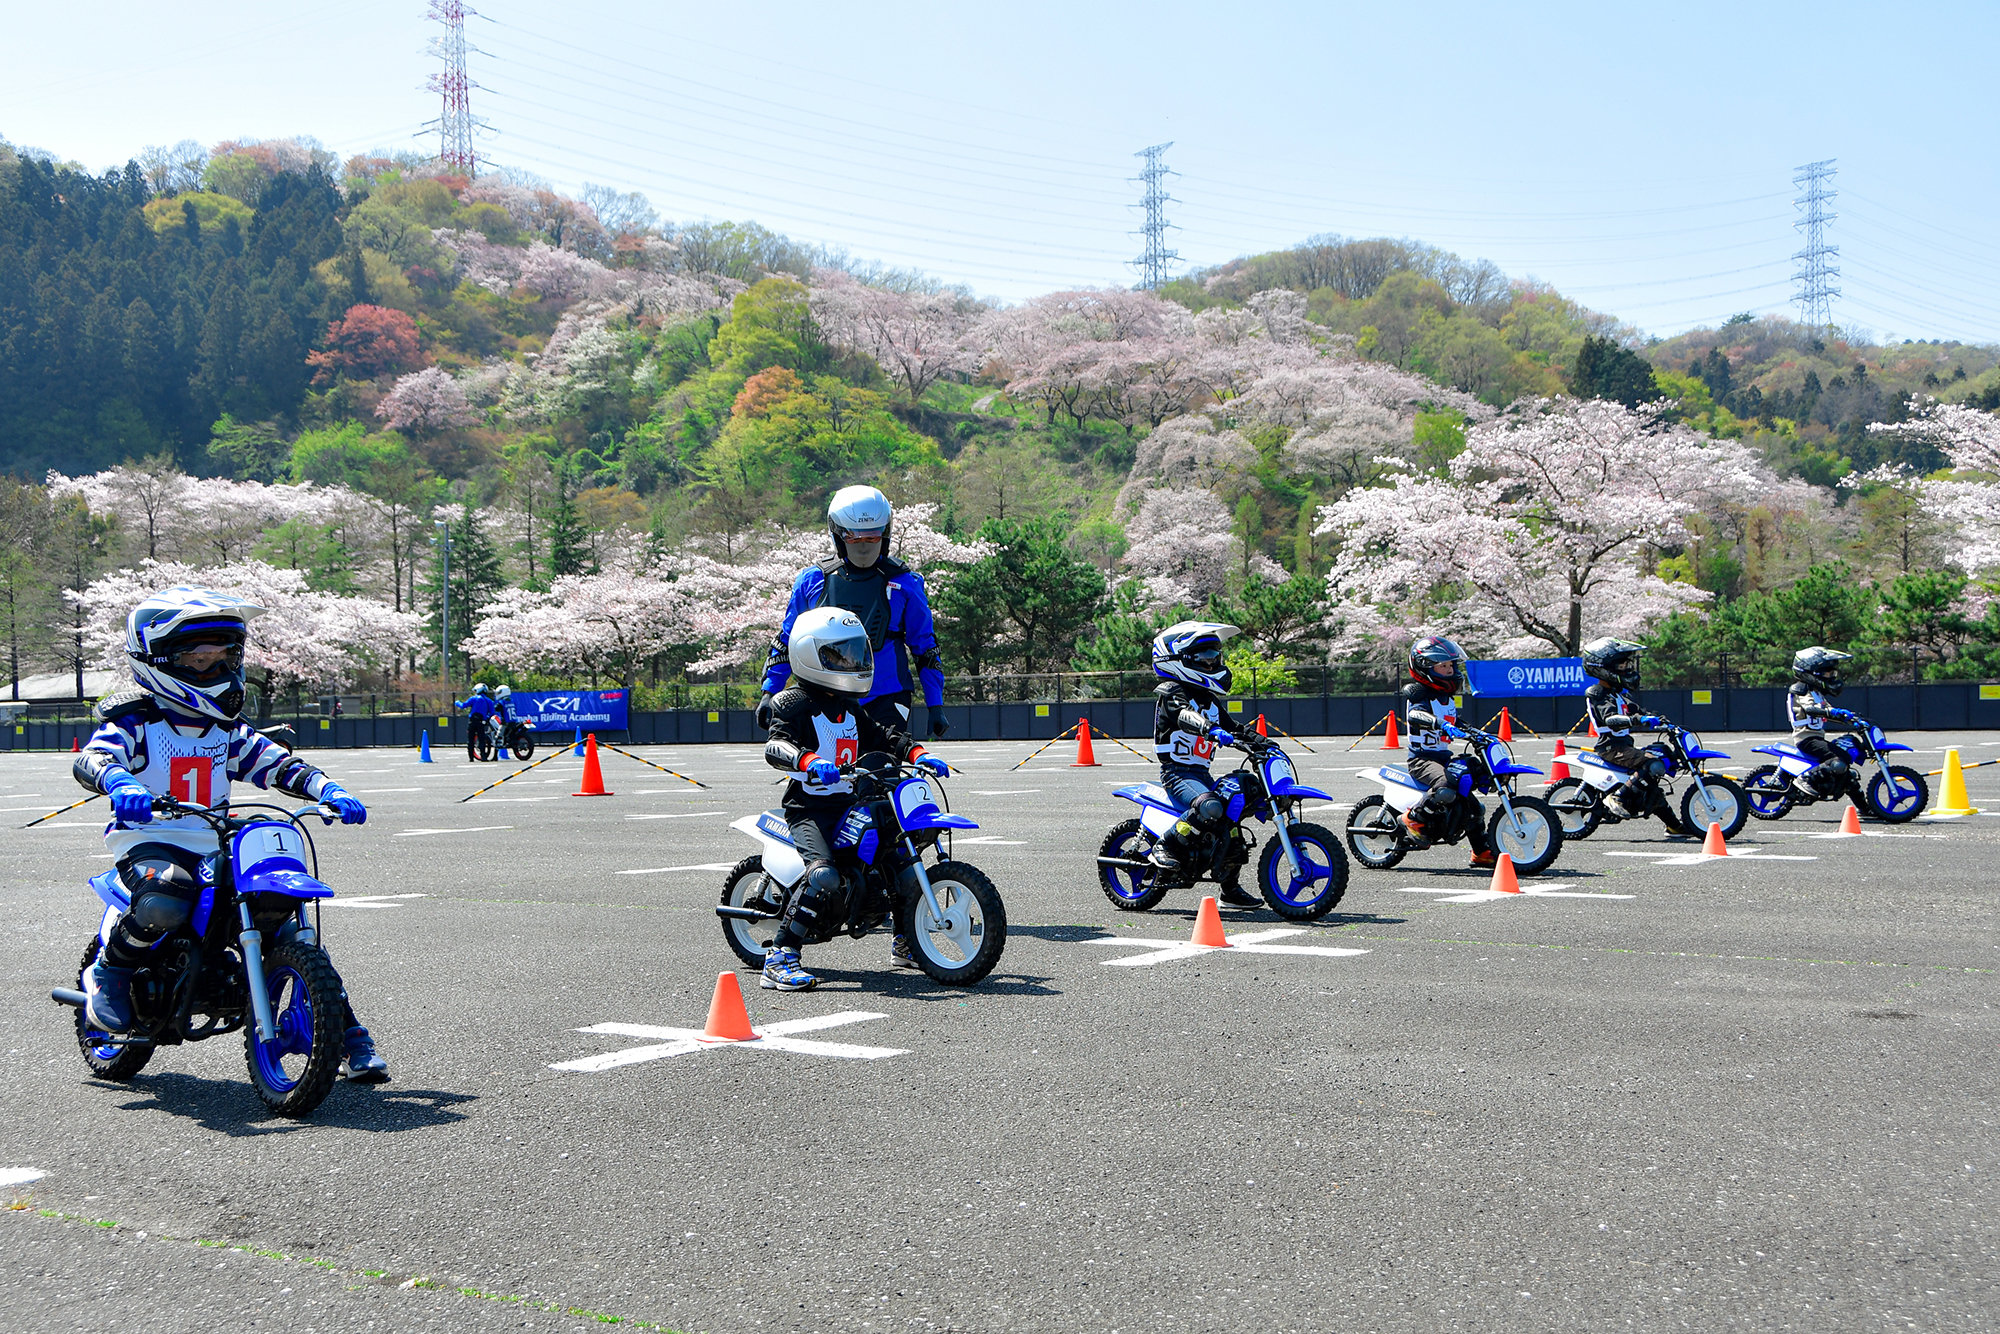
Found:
[7,668,2000,752]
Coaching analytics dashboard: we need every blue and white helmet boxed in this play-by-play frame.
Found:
[125,587,266,724]
[1152,620,1240,694]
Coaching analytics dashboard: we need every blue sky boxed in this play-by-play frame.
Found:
[5,0,1995,341]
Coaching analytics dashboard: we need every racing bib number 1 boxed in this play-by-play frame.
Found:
[168,756,212,807]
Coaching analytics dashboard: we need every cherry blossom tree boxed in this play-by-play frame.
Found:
[1315,397,1776,658]
[307,305,422,383]
[377,366,477,436]
[811,269,985,402]
[71,559,421,694]
[1118,487,1282,611]
[1870,398,2000,572]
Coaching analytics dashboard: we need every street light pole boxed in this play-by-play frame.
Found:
[435,518,452,696]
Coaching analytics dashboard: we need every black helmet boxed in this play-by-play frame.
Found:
[1581,636,1645,689]
[1792,645,1852,696]
[1408,635,1467,693]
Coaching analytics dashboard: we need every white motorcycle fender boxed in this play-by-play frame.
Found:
[1572,752,1626,790]
[1358,765,1426,812]
[1139,805,1178,840]
[1770,749,1815,776]
[729,812,805,887]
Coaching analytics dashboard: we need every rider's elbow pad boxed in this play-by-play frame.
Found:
[75,750,127,794]
[764,739,803,771]
[1407,710,1435,730]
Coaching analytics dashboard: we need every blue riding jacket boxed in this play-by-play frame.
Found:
[759,558,945,709]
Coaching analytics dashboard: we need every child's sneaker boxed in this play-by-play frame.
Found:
[890,934,919,969]
[760,946,819,991]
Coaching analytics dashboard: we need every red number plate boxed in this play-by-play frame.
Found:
[167,756,212,807]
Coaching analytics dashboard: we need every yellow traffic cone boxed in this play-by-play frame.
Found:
[1927,748,1979,816]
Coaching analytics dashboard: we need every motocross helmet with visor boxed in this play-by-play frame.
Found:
[1792,645,1852,697]
[1581,636,1646,690]
[827,485,893,570]
[125,587,266,724]
[787,606,876,703]
[1152,621,1240,695]
[1408,634,1468,693]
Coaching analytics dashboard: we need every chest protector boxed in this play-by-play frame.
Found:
[798,710,863,798]
[816,559,894,649]
[1408,694,1458,753]
[1159,695,1221,767]
[104,716,235,858]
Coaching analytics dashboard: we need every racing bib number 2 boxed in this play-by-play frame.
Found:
[168,756,213,807]
[834,737,859,766]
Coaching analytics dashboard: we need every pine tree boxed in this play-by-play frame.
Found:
[546,463,591,577]
[421,505,506,679]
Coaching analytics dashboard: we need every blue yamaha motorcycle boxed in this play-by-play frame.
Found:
[52,798,350,1117]
[1096,733,1350,919]
[718,753,1007,985]
[1742,712,1928,823]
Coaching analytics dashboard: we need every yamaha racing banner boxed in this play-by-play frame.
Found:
[511,690,629,732]
[1465,658,1588,698]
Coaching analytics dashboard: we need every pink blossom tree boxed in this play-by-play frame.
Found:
[377,366,477,436]
[1870,398,2000,573]
[1315,398,1776,658]
[811,269,985,402]
[71,559,421,694]
[1118,487,1282,611]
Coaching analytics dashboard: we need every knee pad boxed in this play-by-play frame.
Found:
[1190,793,1227,830]
[786,861,845,932]
[1642,757,1668,783]
[117,859,198,943]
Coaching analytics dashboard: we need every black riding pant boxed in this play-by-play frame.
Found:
[1797,734,1850,792]
[777,804,849,951]
[1595,739,1667,798]
[1408,754,1491,852]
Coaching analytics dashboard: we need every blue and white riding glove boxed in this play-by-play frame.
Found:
[1209,728,1236,747]
[805,759,841,786]
[319,784,368,825]
[915,753,949,778]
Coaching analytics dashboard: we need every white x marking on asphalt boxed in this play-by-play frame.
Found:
[1085,927,1369,968]
[550,1011,906,1071]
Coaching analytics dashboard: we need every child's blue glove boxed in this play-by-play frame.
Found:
[320,784,368,825]
[1209,728,1235,746]
[916,754,949,778]
[805,759,841,786]
[108,781,154,825]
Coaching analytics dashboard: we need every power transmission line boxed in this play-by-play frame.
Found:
[1130,143,1180,290]
[1791,159,1840,331]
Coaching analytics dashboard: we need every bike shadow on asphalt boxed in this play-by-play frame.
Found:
[792,969,1062,1001]
[106,1072,476,1136]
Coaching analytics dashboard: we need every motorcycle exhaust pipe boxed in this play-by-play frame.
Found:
[50,987,86,1008]
[1094,856,1154,870]
[716,904,779,922]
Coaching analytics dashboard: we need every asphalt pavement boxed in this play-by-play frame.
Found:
[1,729,1995,1332]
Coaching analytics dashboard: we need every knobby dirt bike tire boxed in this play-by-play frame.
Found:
[74,938,153,1081]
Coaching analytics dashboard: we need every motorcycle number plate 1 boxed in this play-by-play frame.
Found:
[234,822,307,874]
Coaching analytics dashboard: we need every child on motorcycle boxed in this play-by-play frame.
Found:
[1398,635,1497,868]
[1788,646,1857,796]
[1581,636,1669,818]
[74,587,388,1082]
[760,606,948,992]
[1144,621,1260,906]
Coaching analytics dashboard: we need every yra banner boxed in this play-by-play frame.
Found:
[513,690,629,732]
[1466,658,1588,697]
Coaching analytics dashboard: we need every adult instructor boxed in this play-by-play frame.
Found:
[756,485,950,739]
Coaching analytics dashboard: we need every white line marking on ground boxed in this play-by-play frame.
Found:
[324,893,430,909]
[356,787,423,793]
[1086,927,1369,967]
[1602,849,1818,864]
[614,862,736,876]
[395,826,513,837]
[551,1011,906,1071]
[971,789,1042,795]
[0,1168,47,1188]
[624,810,727,821]
[952,835,1026,845]
[1392,882,1634,904]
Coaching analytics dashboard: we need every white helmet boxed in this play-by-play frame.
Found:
[827,485,892,569]
[494,685,512,701]
[471,683,490,697]
[125,587,267,724]
[787,606,875,702]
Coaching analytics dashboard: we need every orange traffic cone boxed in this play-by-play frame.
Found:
[1497,707,1513,742]
[1190,895,1231,947]
[1256,714,1269,737]
[1489,851,1522,893]
[1381,710,1400,750]
[702,971,756,1041]
[1071,719,1099,767]
[1547,737,1570,784]
[1702,821,1728,856]
[573,733,612,796]
[1587,713,1599,739]
[71,737,81,752]
[1839,805,1863,835]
